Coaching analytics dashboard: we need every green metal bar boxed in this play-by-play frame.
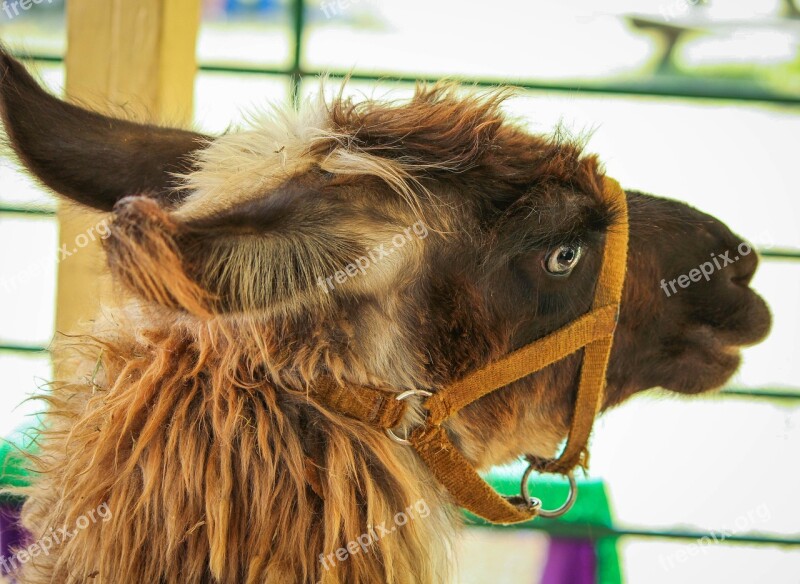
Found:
[192,63,291,77]
[474,519,800,546]
[760,248,800,260]
[290,0,306,107]
[0,204,56,217]
[13,53,62,66]
[314,70,800,107]
[719,387,800,400]
[13,52,800,107]
[0,343,49,354]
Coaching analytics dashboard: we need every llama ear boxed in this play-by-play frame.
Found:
[0,48,210,212]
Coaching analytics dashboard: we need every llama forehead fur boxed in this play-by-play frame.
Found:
[175,93,331,221]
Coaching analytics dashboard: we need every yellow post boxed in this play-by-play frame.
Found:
[56,0,201,339]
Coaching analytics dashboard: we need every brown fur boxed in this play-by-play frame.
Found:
[18,313,454,583]
[0,49,771,583]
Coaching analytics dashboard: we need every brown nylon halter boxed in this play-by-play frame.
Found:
[306,176,629,524]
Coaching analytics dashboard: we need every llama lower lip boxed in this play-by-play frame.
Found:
[658,327,744,394]
[691,290,772,349]
[695,327,744,360]
[665,353,741,393]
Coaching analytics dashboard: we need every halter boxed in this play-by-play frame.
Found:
[307,176,629,524]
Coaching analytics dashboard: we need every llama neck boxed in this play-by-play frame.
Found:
[26,311,457,583]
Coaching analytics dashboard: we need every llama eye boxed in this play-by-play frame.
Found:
[544,243,583,276]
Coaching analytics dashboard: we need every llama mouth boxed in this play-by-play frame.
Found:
[662,291,771,395]
[691,287,772,349]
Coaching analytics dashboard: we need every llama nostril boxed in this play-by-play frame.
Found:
[729,244,759,287]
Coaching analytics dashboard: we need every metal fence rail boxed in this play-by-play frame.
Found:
[12,55,800,107]
[473,520,800,547]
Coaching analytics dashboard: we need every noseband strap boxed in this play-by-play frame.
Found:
[308,177,629,524]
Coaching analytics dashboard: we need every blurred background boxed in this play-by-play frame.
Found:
[1,1,799,582]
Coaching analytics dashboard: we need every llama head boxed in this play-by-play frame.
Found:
[0,50,771,468]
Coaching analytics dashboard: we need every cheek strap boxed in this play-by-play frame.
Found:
[308,177,629,524]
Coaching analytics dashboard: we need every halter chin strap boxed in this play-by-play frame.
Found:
[307,176,629,524]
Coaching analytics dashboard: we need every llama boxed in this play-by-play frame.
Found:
[0,49,771,583]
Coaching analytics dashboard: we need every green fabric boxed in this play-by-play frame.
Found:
[473,471,622,584]
[0,423,40,504]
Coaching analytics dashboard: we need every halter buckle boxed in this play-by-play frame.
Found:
[384,389,433,445]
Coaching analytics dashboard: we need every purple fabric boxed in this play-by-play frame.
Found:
[0,502,26,577]
[540,538,596,584]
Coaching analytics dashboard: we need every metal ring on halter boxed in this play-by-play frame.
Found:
[520,464,578,519]
[384,389,433,445]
